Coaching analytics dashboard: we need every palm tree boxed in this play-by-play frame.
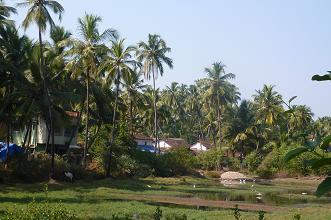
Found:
[99,38,135,177]
[122,70,146,135]
[0,0,16,27]
[253,85,283,126]
[63,13,118,167]
[288,105,314,138]
[0,25,30,161]
[17,0,64,178]
[136,34,173,152]
[203,61,239,146]
[314,117,331,140]
[185,85,204,141]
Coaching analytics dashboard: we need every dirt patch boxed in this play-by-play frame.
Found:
[220,171,247,180]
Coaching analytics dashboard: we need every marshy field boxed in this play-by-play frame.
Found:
[1,176,330,220]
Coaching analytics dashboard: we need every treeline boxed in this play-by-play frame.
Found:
[1,1,331,179]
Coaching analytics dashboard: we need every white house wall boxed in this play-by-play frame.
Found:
[158,141,172,149]
[190,143,207,151]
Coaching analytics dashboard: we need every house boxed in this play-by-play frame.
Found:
[158,138,189,151]
[190,140,213,152]
[134,133,156,153]
[12,111,79,154]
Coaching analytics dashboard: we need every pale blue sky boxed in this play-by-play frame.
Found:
[12,0,331,117]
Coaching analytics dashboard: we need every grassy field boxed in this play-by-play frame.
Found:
[0,176,331,220]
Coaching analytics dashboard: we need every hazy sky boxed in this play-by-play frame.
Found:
[12,0,331,117]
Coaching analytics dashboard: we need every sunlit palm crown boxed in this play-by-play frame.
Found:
[136,34,173,80]
[17,0,64,32]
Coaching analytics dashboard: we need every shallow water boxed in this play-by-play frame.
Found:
[190,185,331,206]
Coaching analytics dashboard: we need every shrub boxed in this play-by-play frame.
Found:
[226,157,241,171]
[157,147,197,176]
[205,171,220,178]
[3,201,77,220]
[165,213,188,220]
[2,187,77,220]
[197,148,225,170]
[153,207,162,220]
[245,151,263,172]
[256,143,321,178]
[256,150,279,179]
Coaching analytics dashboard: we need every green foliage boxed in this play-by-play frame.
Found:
[312,71,331,81]
[233,205,241,220]
[3,201,77,220]
[0,152,105,183]
[205,170,220,178]
[293,213,301,220]
[197,148,225,170]
[316,177,331,197]
[153,207,162,220]
[165,213,188,220]
[2,185,77,220]
[258,211,265,220]
[283,132,331,196]
[256,144,320,178]
[284,147,309,162]
[158,148,197,176]
[245,151,263,172]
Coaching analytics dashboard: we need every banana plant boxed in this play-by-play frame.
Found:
[285,71,331,197]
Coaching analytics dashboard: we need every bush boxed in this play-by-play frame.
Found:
[2,191,77,220]
[245,151,263,172]
[255,143,324,178]
[226,157,241,171]
[197,148,225,170]
[165,213,188,220]
[205,171,220,178]
[256,149,281,179]
[3,202,77,220]
[157,147,197,176]
[0,152,106,183]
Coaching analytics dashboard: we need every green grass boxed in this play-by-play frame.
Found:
[0,177,331,220]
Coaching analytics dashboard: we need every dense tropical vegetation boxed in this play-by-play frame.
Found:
[0,0,330,197]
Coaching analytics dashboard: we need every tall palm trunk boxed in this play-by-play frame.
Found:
[129,99,134,136]
[38,23,54,178]
[83,72,89,168]
[152,69,158,154]
[106,70,120,177]
[217,97,221,147]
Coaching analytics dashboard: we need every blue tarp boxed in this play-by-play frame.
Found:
[0,142,24,162]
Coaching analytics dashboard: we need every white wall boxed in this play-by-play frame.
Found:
[190,142,208,151]
[158,141,172,150]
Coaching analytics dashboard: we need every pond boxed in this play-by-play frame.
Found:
[189,184,331,206]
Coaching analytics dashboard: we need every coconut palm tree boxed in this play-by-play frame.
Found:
[63,13,118,167]
[185,85,204,141]
[0,0,16,27]
[203,61,239,146]
[253,85,283,126]
[122,70,146,135]
[136,34,173,152]
[17,0,64,178]
[288,105,314,138]
[0,25,30,161]
[99,38,135,176]
[314,117,331,140]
